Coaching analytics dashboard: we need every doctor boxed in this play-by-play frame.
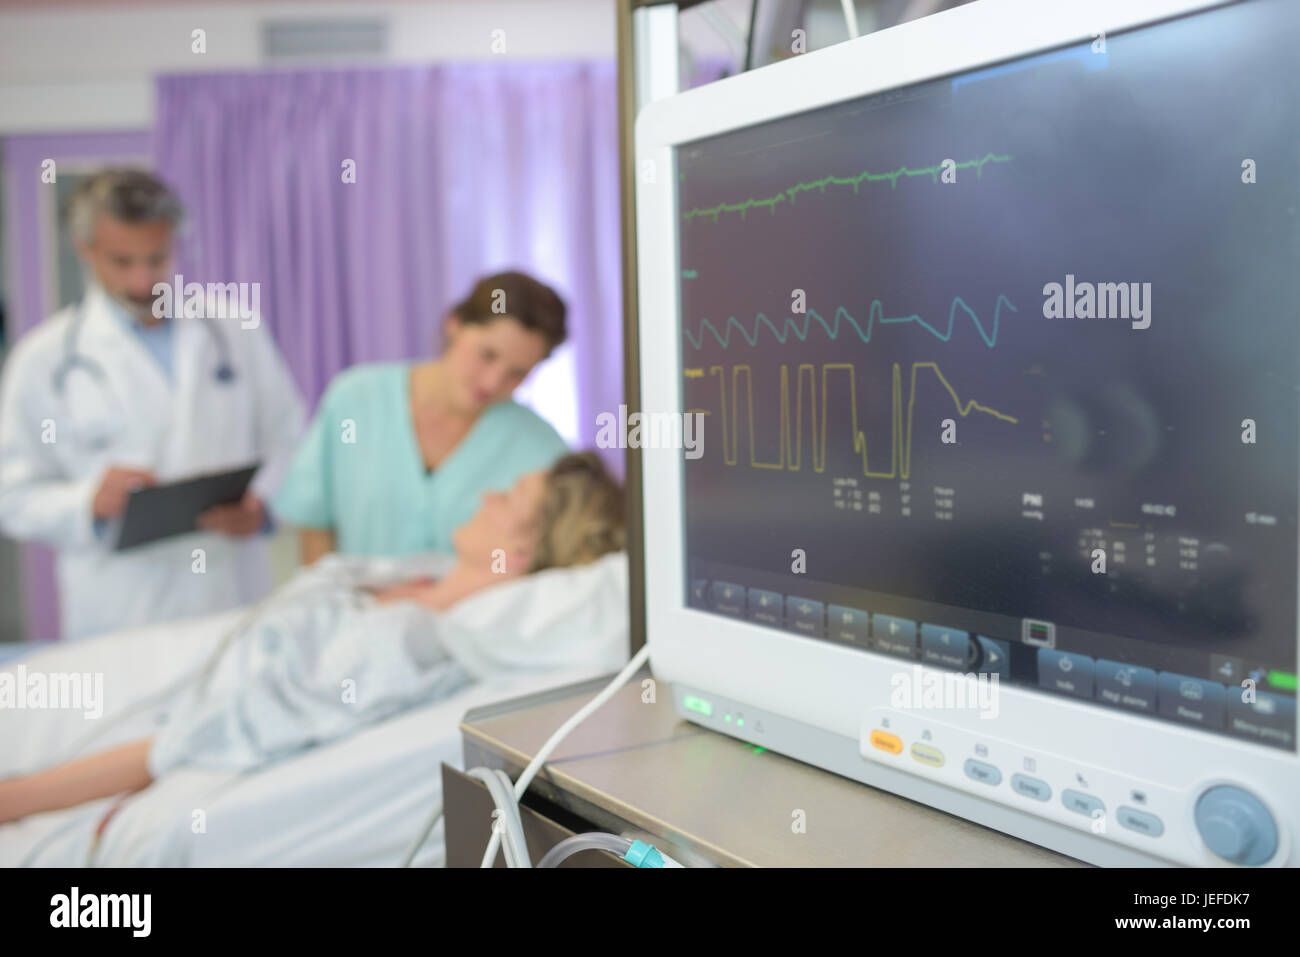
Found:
[0,169,306,640]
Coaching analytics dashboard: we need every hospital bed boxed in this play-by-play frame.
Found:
[0,552,628,867]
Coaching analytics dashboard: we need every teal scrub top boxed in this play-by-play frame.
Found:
[272,362,569,555]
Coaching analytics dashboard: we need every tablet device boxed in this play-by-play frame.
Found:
[115,463,260,551]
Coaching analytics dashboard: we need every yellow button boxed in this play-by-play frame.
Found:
[910,743,945,767]
[870,730,903,754]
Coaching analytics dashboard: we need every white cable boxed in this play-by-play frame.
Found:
[478,643,652,867]
[401,644,655,868]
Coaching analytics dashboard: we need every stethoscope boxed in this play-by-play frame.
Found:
[51,297,238,398]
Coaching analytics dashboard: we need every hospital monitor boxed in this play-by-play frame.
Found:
[636,0,1299,866]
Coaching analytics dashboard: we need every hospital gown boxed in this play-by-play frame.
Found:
[144,549,630,779]
[271,362,569,555]
[147,554,469,777]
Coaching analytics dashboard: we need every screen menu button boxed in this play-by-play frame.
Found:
[872,614,918,658]
[1157,673,1226,730]
[1037,649,1095,699]
[1095,660,1158,713]
[828,604,870,644]
[785,596,825,636]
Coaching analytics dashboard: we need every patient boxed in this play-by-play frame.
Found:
[0,451,624,825]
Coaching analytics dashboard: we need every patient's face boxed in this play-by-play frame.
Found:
[442,316,549,414]
[453,469,549,572]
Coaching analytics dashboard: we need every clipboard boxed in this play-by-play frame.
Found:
[115,463,260,551]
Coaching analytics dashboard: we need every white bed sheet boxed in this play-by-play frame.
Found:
[1,608,619,867]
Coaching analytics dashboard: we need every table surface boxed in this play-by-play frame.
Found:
[460,673,1085,867]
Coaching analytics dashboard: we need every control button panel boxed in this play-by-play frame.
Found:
[858,706,1285,866]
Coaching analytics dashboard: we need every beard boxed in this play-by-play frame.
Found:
[119,291,165,323]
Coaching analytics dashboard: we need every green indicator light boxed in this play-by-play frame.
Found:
[724,714,732,723]
[1267,670,1298,691]
[737,719,745,728]
[751,746,767,755]
[684,695,713,716]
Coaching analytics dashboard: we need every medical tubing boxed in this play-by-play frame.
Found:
[399,797,443,868]
[492,768,530,868]
[467,766,531,868]
[471,768,525,868]
[478,643,653,867]
[536,833,633,868]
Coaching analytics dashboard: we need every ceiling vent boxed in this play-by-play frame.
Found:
[261,18,389,62]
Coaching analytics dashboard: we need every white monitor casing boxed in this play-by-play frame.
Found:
[635,0,1298,866]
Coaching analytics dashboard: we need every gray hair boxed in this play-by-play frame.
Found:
[66,168,185,246]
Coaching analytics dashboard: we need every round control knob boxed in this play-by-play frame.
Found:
[1194,786,1278,866]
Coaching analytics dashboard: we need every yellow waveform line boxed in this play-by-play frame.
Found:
[708,361,1018,479]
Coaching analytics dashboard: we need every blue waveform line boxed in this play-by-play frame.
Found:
[684,295,1018,350]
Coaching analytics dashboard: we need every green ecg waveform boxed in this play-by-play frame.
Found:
[705,361,1017,479]
[683,153,1014,224]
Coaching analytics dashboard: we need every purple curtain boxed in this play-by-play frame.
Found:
[153,62,623,472]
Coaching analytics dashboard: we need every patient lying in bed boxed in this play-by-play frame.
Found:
[0,451,625,825]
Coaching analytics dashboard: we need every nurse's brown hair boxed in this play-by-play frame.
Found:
[529,452,626,572]
[447,271,567,356]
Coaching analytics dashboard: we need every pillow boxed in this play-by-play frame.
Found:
[435,551,630,680]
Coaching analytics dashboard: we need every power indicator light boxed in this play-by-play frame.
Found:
[684,695,713,716]
[1267,670,1297,691]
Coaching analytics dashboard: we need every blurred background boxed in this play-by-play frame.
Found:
[0,0,971,643]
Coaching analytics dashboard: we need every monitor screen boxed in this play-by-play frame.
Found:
[678,0,1298,751]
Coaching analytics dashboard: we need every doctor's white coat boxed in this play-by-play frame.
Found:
[0,284,306,640]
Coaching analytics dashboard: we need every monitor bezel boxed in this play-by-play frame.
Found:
[635,0,1298,866]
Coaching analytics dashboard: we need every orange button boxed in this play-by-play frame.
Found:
[869,730,903,754]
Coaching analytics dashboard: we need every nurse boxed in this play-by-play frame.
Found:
[273,271,570,562]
